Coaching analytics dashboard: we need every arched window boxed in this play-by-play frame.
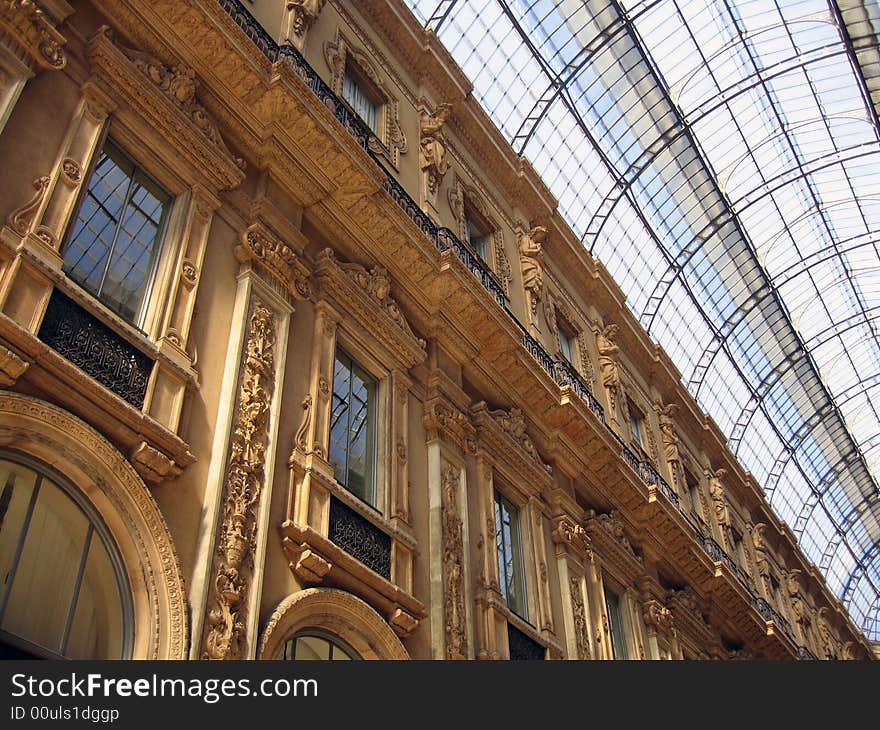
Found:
[0,452,132,659]
[279,629,359,661]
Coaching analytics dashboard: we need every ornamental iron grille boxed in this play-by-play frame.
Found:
[328,495,392,580]
[37,289,154,409]
[507,623,545,660]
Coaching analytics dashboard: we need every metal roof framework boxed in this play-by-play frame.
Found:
[403,0,880,639]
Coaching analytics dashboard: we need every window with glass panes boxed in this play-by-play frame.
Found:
[628,400,645,451]
[342,64,378,133]
[463,212,488,261]
[603,585,628,660]
[280,631,357,660]
[686,471,702,517]
[328,350,377,506]
[494,490,526,619]
[0,454,130,659]
[558,326,574,362]
[62,140,170,326]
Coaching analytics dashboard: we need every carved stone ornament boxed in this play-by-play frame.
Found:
[86,27,245,191]
[643,599,675,636]
[786,570,810,630]
[314,249,427,368]
[423,398,476,454]
[0,344,28,386]
[288,0,326,37]
[204,302,276,660]
[518,224,547,327]
[488,405,551,474]
[816,607,840,660]
[6,175,49,237]
[293,394,312,453]
[750,522,771,578]
[419,102,453,197]
[0,0,67,70]
[130,441,181,486]
[235,223,311,300]
[589,509,639,561]
[441,462,467,659]
[551,515,592,560]
[569,575,591,659]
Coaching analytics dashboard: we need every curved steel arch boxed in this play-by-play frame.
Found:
[402,0,880,638]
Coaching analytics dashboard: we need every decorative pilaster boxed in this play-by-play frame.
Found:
[203,301,276,660]
[441,460,467,659]
[551,514,593,660]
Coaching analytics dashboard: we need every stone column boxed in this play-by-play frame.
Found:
[189,229,305,659]
[551,515,594,660]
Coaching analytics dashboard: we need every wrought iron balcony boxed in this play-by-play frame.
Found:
[507,623,545,660]
[37,289,154,409]
[436,227,506,306]
[638,460,680,508]
[328,495,392,580]
[553,356,605,423]
[695,532,740,576]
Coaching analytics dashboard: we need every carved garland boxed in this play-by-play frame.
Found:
[204,302,276,660]
[441,461,467,659]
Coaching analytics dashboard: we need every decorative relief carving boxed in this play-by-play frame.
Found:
[115,34,244,170]
[180,260,198,287]
[750,522,771,580]
[0,344,28,386]
[333,252,425,346]
[235,224,311,300]
[6,175,49,237]
[551,515,592,560]
[487,405,551,474]
[518,225,546,330]
[642,599,675,637]
[786,570,810,633]
[569,575,590,659]
[287,0,325,37]
[419,102,452,199]
[294,394,312,453]
[816,607,839,660]
[204,302,275,660]
[423,399,475,454]
[0,0,67,70]
[586,509,640,562]
[60,158,81,186]
[441,462,467,659]
[129,441,181,486]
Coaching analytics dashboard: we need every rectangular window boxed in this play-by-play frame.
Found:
[604,585,628,660]
[328,350,377,506]
[494,490,526,619]
[629,401,645,451]
[464,214,488,260]
[342,66,378,132]
[558,327,574,362]
[686,472,702,517]
[62,140,170,326]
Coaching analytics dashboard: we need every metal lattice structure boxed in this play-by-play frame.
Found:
[402,0,880,640]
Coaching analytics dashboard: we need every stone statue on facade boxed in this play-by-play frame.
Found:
[288,0,326,38]
[708,467,731,529]
[518,225,547,330]
[597,324,621,406]
[419,102,453,197]
[658,403,681,483]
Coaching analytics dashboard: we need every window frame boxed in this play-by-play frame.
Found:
[493,488,528,621]
[628,397,646,452]
[279,628,361,661]
[341,58,381,135]
[603,583,629,660]
[0,449,133,659]
[60,134,173,330]
[328,346,379,508]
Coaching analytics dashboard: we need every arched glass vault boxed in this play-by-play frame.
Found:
[403,0,880,639]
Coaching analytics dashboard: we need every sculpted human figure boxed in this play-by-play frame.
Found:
[658,403,681,473]
[420,103,453,193]
[708,468,730,528]
[597,324,621,392]
[518,225,547,323]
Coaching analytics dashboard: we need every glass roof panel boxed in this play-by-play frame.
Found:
[406,0,880,640]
